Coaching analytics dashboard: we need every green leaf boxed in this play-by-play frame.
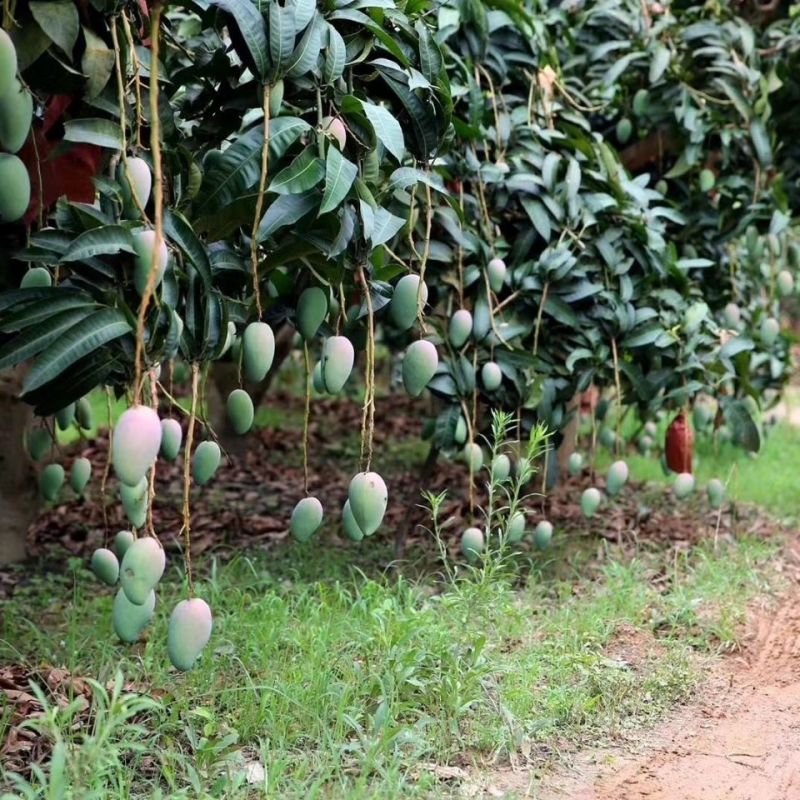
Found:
[370,207,405,246]
[720,336,754,360]
[60,225,136,262]
[285,12,323,78]
[0,294,96,332]
[23,309,131,394]
[723,399,761,453]
[269,3,296,73]
[269,147,325,194]
[360,101,405,162]
[416,20,442,83]
[210,0,269,79]
[164,210,212,288]
[0,308,94,371]
[257,191,319,241]
[323,24,346,85]
[649,42,670,83]
[81,26,114,99]
[29,0,79,55]
[319,148,358,216]
[291,0,316,30]
[63,118,122,150]
[388,167,446,193]
[750,119,772,167]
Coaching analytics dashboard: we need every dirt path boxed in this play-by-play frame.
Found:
[539,556,800,800]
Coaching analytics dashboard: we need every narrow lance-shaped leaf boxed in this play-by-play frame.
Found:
[360,100,405,162]
[60,225,136,261]
[63,118,122,149]
[319,148,357,216]
[269,147,325,195]
[209,0,269,79]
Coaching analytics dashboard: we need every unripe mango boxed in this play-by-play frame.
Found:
[40,463,64,501]
[402,340,438,397]
[760,316,780,345]
[491,454,511,482]
[0,29,17,98]
[506,511,525,542]
[115,529,135,558]
[472,295,490,341]
[321,115,346,149]
[227,389,254,435]
[707,478,725,509]
[321,335,354,393]
[296,287,328,340]
[290,496,324,542]
[113,586,155,643]
[0,79,32,153]
[133,230,169,295]
[698,168,715,192]
[70,457,91,495]
[348,471,388,536]
[616,117,632,144]
[673,472,695,499]
[26,427,51,461]
[723,302,740,328]
[75,397,93,430]
[242,321,275,382]
[777,269,794,297]
[692,403,713,431]
[390,275,427,330]
[120,536,165,605]
[454,416,467,445]
[56,403,75,431]
[269,79,284,116]
[534,520,553,549]
[120,477,148,529]
[121,156,152,210]
[312,360,326,393]
[481,361,502,391]
[113,406,162,487]
[568,452,583,476]
[463,442,483,472]
[160,418,182,461]
[581,487,601,518]
[193,441,221,485]
[461,527,484,560]
[91,547,119,585]
[20,267,51,288]
[633,88,649,116]
[638,434,654,454]
[342,499,364,541]
[487,258,506,293]
[606,460,629,497]
[449,309,472,348]
[0,154,30,222]
[167,598,213,671]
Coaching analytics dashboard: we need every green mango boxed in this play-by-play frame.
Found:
[487,257,506,293]
[390,274,428,330]
[567,452,583,476]
[348,471,388,536]
[673,472,695,500]
[707,478,725,509]
[290,496,324,542]
[633,88,649,116]
[723,302,741,328]
[70,457,91,495]
[449,309,472,348]
[595,398,610,421]
[227,389,254,435]
[463,442,483,472]
[472,295,491,341]
[75,397,94,430]
[167,598,213,671]
[0,79,32,153]
[599,426,617,450]
[115,530,135,558]
[760,316,780,345]
[506,511,525,543]
[580,487,601,518]
[637,434,654,454]
[616,117,632,144]
[113,587,156,643]
[160,418,183,461]
[644,421,658,437]
[56,403,75,431]
[461,527,484,561]
[655,179,667,194]
[0,154,30,222]
[402,340,438,397]
[26,428,51,462]
[120,536,166,605]
[481,361,502,391]
[777,269,794,297]
[120,477,148,529]
[491,454,511,482]
[40,464,64,501]
[20,267,51,288]
[192,441,221,485]
[698,168,715,192]
[242,321,276,382]
[112,406,162,487]
[321,335,354,394]
[119,156,152,212]
[0,29,17,98]
[606,460,628,497]
[132,229,169,295]
[533,520,553,549]
[312,360,326,393]
[454,416,468,445]
[342,500,364,541]
[269,79,284,116]
[296,287,328,340]
[91,547,119,586]
[692,403,713,431]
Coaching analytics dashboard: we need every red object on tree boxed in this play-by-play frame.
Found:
[665,411,693,473]
[17,95,104,223]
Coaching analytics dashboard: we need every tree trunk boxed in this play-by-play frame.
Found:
[0,371,35,563]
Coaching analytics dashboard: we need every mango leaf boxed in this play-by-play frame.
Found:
[319,148,357,216]
[0,308,94,370]
[63,118,122,149]
[82,27,114,99]
[285,12,323,78]
[60,225,136,261]
[269,147,325,194]
[649,42,670,83]
[370,207,405,247]
[209,0,269,79]
[269,3,296,73]
[360,100,405,162]
[389,167,447,193]
[22,309,131,393]
[323,24,346,84]
[0,294,96,332]
[257,191,319,241]
[164,210,212,288]
[29,0,79,55]
[723,399,761,453]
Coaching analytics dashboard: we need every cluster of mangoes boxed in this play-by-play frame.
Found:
[0,30,32,223]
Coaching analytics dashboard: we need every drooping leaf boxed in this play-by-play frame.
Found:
[164,210,212,288]
[63,118,122,149]
[60,225,136,261]
[319,148,358,216]
[29,1,79,55]
[360,101,405,162]
[370,207,405,247]
[81,27,115,99]
[268,147,325,195]
[209,0,269,79]
[257,191,319,241]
